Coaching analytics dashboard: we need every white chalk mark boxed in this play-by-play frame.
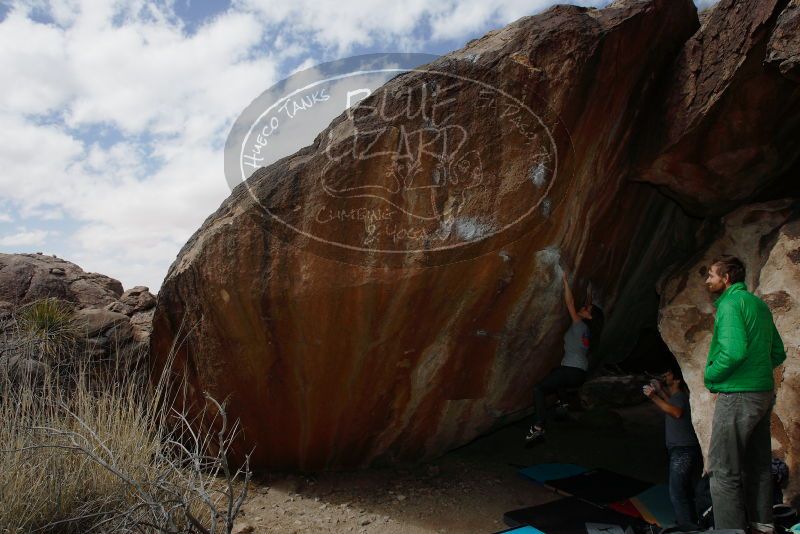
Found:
[528,161,548,187]
[455,217,494,241]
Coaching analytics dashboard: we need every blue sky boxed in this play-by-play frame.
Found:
[0,0,716,291]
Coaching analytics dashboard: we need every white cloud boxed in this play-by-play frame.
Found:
[0,0,283,290]
[0,112,85,210]
[235,0,614,56]
[0,0,720,291]
[0,10,73,115]
[70,14,274,134]
[0,229,49,247]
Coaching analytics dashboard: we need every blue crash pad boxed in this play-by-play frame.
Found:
[519,463,589,484]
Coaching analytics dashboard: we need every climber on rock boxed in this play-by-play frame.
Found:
[525,269,605,445]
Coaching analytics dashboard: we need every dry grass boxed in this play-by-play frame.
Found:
[0,302,249,533]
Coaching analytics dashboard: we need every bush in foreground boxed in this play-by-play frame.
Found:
[0,301,250,533]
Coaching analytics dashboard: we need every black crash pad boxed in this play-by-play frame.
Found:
[504,497,647,534]
[544,469,652,504]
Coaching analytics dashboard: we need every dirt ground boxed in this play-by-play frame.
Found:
[232,402,669,533]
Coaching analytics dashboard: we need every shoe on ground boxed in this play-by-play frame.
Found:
[524,425,546,445]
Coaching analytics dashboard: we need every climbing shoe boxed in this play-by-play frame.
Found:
[524,425,546,446]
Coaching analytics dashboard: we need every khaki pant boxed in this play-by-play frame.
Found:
[708,390,775,530]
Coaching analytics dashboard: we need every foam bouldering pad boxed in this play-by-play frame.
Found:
[504,497,647,534]
[493,526,546,534]
[608,499,644,519]
[629,484,675,526]
[519,463,589,484]
[544,469,652,504]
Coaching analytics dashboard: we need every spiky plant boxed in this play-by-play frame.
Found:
[15,298,81,366]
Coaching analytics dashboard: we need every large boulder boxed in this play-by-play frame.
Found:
[636,0,800,216]
[151,0,710,470]
[658,199,800,503]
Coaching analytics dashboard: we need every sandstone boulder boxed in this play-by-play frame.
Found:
[767,0,800,82]
[658,199,800,503]
[0,253,123,308]
[130,309,155,344]
[120,286,156,313]
[75,308,130,337]
[637,0,800,215]
[105,301,134,315]
[151,0,711,470]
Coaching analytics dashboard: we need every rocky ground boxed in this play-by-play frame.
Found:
[232,402,667,533]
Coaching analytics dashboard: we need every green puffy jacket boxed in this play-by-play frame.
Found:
[705,281,786,393]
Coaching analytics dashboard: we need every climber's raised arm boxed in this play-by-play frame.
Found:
[562,271,581,324]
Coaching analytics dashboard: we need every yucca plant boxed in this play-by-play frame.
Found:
[15,298,81,367]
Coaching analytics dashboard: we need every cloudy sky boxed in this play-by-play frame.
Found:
[0,0,718,292]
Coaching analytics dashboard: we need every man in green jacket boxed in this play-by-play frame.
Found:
[704,256,786,531]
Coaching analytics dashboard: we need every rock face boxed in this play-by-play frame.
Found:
[636,0,800,216]
[152,0,713,470]
[0,253,156,365]
[657,200,800,503]
[150,0,800,472]
[767,0,800,82]
[0,252,123,309]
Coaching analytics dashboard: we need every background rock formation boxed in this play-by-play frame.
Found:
[0,253,156,366]
[658,200,800,503]
[636,0,800,216]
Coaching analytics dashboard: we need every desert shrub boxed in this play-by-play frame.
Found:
[0,306,250,533]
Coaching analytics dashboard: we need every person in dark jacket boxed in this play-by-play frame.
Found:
[704,256,786,531]
[643,367,702,529]
[525,269,604,444]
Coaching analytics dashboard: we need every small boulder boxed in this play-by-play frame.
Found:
[105,301,133,315]
[0,354,50,384]
[106,321,134,346]
[578,375,650,409]
[120,286,156,312]
[577,408,625,432]
[75,308,129,337]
